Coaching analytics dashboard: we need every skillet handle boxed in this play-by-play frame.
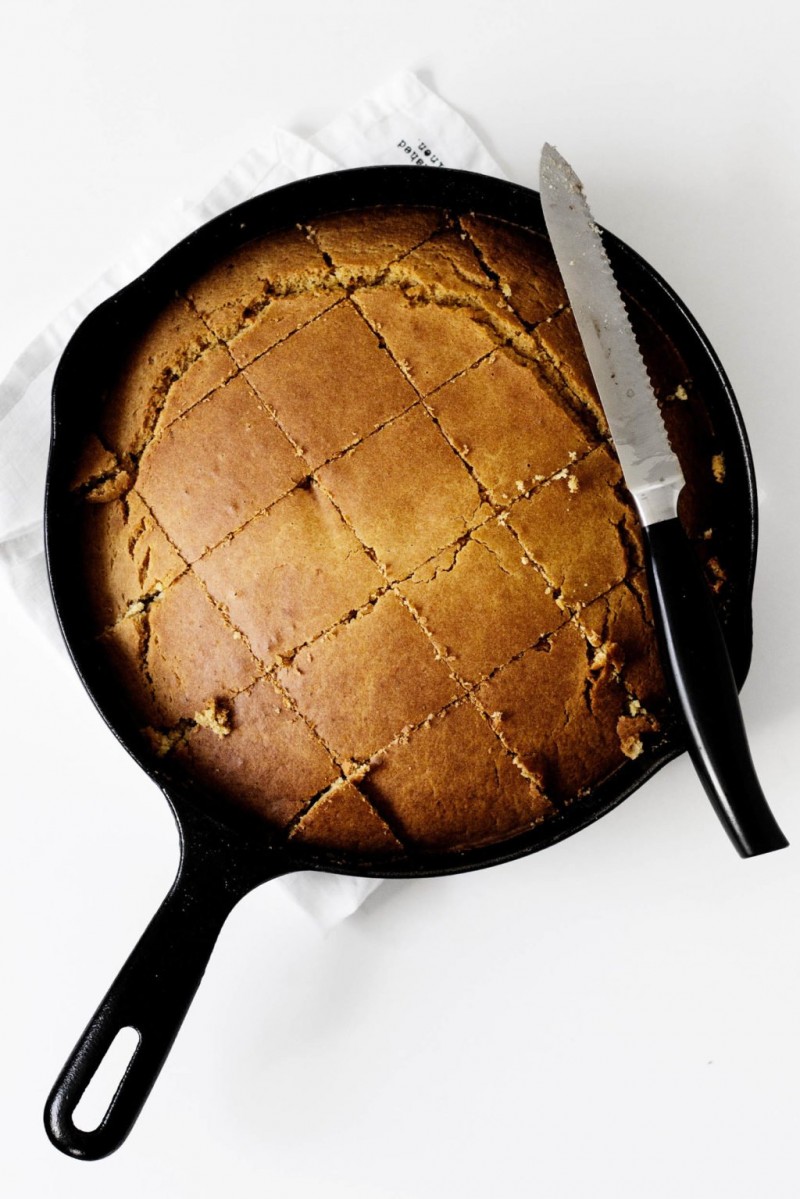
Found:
[44,804,290,1160]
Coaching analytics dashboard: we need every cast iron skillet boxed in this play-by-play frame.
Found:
[43,165,758,1159]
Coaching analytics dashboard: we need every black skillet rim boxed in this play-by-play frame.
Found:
[45,164,758,881]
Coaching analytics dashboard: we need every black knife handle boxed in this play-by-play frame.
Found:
[642,516,787,857]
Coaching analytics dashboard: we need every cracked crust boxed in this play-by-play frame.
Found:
[359,699,554,852]
[306,206,442,285]
[137,373,308,563]
[476,622,629,803]
[139,571,262,726]
[508,445,644,610]
[278,592,459,764]
[99,296,216,459]
[578,572,665,713]
[81,489,187,630]
[176,676,340,829]
[426,348,594,505]
[73,204,729,857]
[317,405,492,581]
[194,481,384,668]
[459,213,568,326]
[186,227,334,339]
[398,520,566,687]
[536,307,609,436]
[289,779,403,856]
[242,300,419,469]
[227,287,346,367]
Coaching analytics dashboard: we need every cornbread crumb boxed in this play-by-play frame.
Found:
[706,555,727,593]
[142,725,185,758]
[83,469,134,503]
[193,699,232,738]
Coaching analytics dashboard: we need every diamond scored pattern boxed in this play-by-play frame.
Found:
[81,208,668,855]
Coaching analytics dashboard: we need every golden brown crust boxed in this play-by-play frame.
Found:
[289,780,403,856]
[81,489,186,630]
[97,612,155,722]
[398,520,565,686]
[157,343,239,429]
[359,700,553,851]
[307,206,442,284]
[137,374,306,563]
[186,227,333,339]
[70,434,120,494]
[459,214,567,325]
[426,348,594,505]
[278,593,459,764]
[74,204,727,857]
[508,445,642,610]
[242,301,418,468]
[389,228,492,293]
[476,622,628,803]
[317,405,491,581]
[536,307,609,435]
[177,677,339,829]
[194,482,384,667]
[144,572,261,725]
[227,288,346,367]
[578,573,665,712]
[99,296,215,458]
[353,286,496,396]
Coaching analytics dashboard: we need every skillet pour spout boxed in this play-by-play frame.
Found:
[43,165,759,1156]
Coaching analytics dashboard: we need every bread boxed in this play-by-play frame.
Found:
[72,205,730,858]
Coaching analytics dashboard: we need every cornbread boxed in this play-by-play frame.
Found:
[71,205,731,859]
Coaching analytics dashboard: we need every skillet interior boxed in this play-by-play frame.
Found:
[46,164,757,881]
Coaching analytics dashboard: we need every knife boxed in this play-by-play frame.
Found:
[539,143,787,857]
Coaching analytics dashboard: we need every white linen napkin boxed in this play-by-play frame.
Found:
[0,71,505,929]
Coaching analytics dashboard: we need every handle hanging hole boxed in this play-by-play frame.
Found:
[72,1026,141,1132]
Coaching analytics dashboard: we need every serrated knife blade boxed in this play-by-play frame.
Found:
[539,143,786,858]
[539,145,683,527]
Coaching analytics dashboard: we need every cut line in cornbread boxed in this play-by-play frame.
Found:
[74,204,729,857]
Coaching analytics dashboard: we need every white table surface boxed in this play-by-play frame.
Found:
[2,2,799,1195]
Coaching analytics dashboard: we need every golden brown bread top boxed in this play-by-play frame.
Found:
[137,373,307,563]
[243,301,418,468]
[194,483,383,667]
[71,205,730,860]
[426,348,592,505]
